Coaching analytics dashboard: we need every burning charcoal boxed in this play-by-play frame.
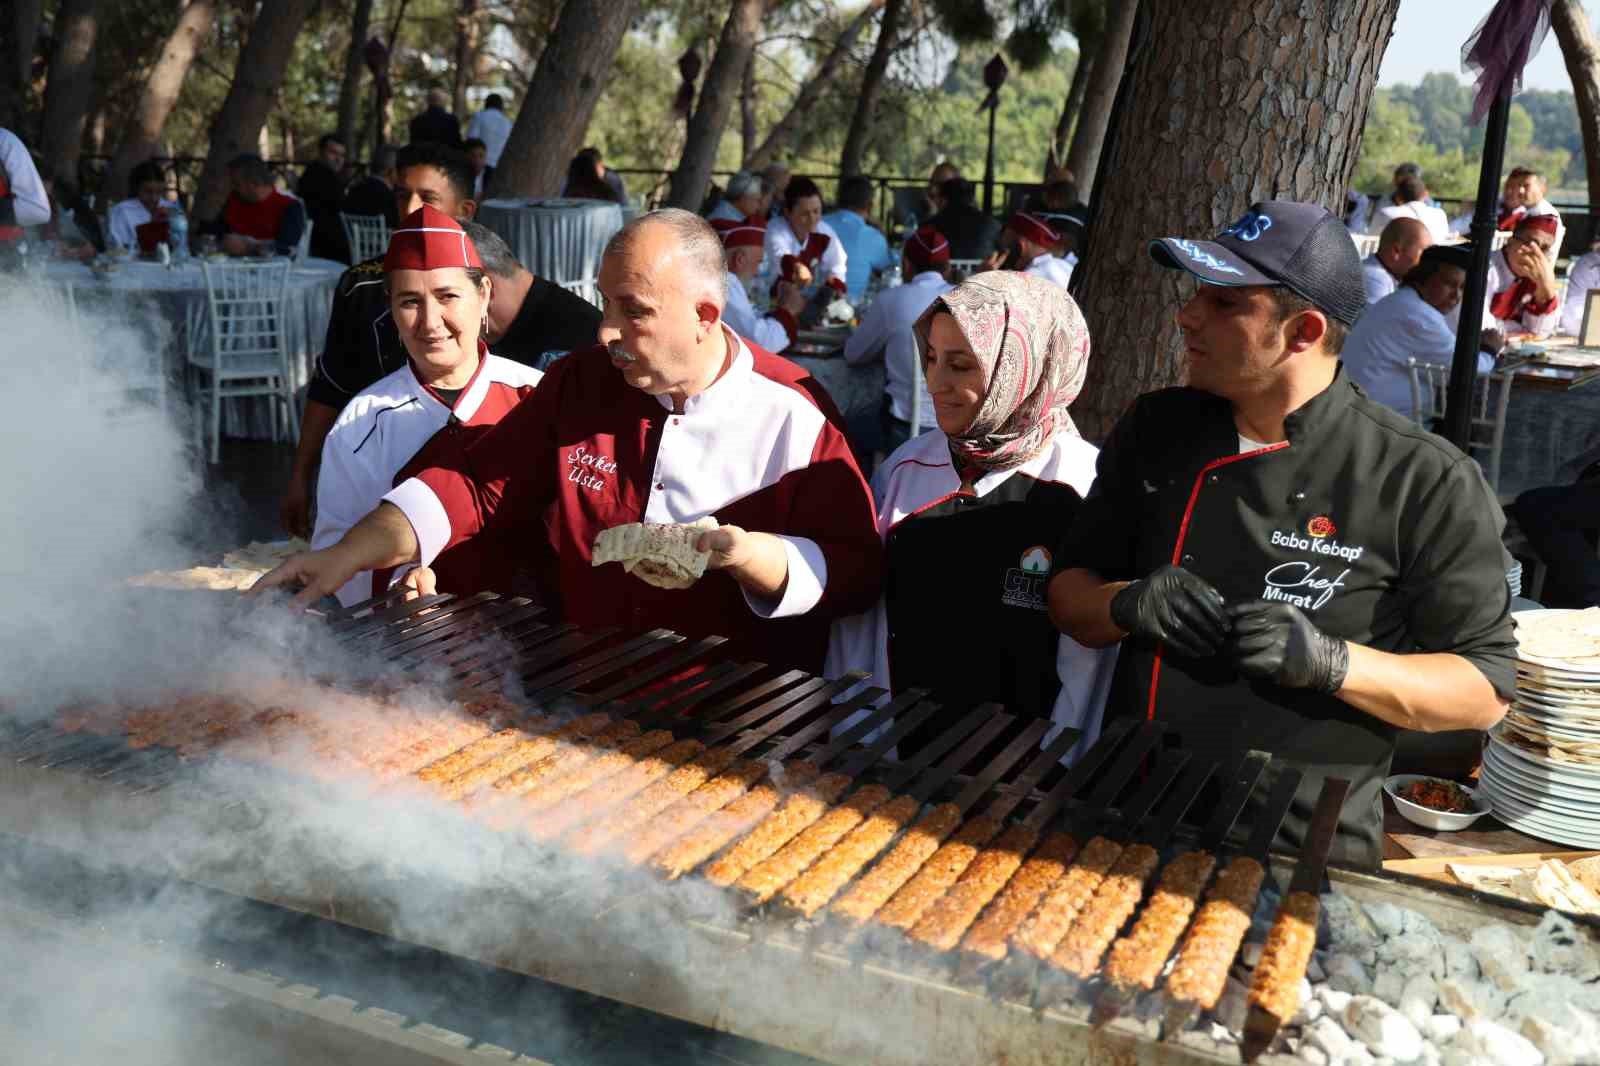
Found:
[1341,995,1424,1062]
[1362,901,1406,939]
[1470,925,1529,993]
[1423,1014,1462,1044]
[1528,912,1600,981]
[1305,1015,1358,1061]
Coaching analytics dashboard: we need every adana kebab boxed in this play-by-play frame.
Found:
[530,737,704,841]
[439,712,613,801]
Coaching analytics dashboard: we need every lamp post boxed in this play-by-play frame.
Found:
[980,53,1008,216]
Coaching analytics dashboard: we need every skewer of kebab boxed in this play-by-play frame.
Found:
[1091,750,1270,1027]
[1159,766,1304,1040]
[1239,776,1350,1064]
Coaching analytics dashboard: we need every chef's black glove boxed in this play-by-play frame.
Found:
[1225,600,1349,694]
[1109,565,1230,659]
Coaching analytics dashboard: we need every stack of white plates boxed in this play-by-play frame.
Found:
[1480,609,1600,848]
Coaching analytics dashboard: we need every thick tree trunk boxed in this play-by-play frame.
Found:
[190,0,319,223]
[450,0,482,120]
[335,0,375,150]
[1071,0,1399,439]
[742,0,883,171]
[105,0,215,205]
[1063,0,1136,196]
[38,0,98,180]
[665,0,765,210]
[491,0,638,199]
[1049,37,1095,174]
[4,0,45,131]
[1553,0,1600,210]
[838,0,904,179]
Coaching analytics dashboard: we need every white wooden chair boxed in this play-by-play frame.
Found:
[340,213,391,264]
[192,259,295,463]
[948,258,985,280]
[1407,358,1515,491]
[1351,233,1380,258]
[557,277,602,309]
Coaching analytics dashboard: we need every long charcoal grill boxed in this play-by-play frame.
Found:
[0,590,1561,1066]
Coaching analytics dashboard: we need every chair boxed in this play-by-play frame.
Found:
[341,212,391,264]
[948,258,985,280]
[191,259,296,463]
[556,277,602,309]
[1407,358,1515,490]
[1350,233,1380,258]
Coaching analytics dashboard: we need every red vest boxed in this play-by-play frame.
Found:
[0,172,21,241]
[223,189,294,242]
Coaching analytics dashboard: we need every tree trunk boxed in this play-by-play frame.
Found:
[1552,0,1600,211]
[838,0,904,178]
[190,0,319,223]
[38,0,98,180]
[335,0,375,150]
[1063,0,1136,196]
[105,0,215,205]
[1071,0,1399,439]
[450,0,481,120]
[739,50,758,164]
[491,0,639,199]
[742,0,883,171]
[1049,36,1095,175]
[4,0,45,131]
[665,0,766,210]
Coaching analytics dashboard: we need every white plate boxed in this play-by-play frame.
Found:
[1478,782,1600,849]
[1383,774,1490,831]
[1488,731,1600,783]
[1482,750,1599,813]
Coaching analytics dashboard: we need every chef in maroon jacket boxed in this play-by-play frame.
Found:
[258,208,883,672]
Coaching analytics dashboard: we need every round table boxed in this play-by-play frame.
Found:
[1500,382,1600,497]
[475,198,624,285]
[37,255,345,438]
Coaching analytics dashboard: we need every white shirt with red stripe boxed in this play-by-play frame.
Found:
[722,269,796,352]
[824,427,1115,760]
[380,327,881,671]
[763,215,848,294]
[313,350,541,605]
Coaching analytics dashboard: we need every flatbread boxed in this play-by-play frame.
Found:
[222,538,308,571]
[1449,860,1600,916]
[1516,608,1600,660]
[1531,859,1600,916]
[1568,855,1600,897]
[592,517,718,590]
[127,566,262,591]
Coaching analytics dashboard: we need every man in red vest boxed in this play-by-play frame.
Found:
[204,154,306,258]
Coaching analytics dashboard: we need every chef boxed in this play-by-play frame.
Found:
[259,208,882,673]
[718,216,806,352]
[1483,214,1561,338]
[1047,200,1518,869]
[762,176,848,297]
[311,206,542,606]
[984,212,1074,289]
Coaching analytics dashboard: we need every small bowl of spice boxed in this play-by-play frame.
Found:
[1384,774,1491,831]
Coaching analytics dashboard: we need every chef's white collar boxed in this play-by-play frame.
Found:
[653,326,753,415]
[407,338,492,420]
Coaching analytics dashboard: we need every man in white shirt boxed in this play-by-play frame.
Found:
[464,93,512,167]
[985,212,1072,288]
[1370,175,1450,242]
[708,170,764,223]
[107,161,170,251]
[718,217,805,351]
[844,225,954,454]
[762,176,848,296]
[0,126,51,255]
[1361,217,1431,305]
[1561,237,1600,337]
[1341,243,1493,417]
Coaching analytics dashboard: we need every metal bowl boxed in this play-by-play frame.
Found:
[1385,773,1491,831]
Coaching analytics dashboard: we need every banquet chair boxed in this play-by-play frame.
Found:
[341,213,390,263]
[557,277,602,309]
[192,260,296,463]
[1351,233,1380,258]
[947,258,985,281]
[1407,358,1515,491]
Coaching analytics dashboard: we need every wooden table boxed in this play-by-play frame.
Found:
[1381,794,1598,889]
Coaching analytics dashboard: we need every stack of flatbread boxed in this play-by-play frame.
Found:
[1448,856,1600,916]
[1515,608,1600,665]
[592,518,718,590]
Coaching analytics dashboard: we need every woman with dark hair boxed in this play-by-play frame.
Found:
[107,160,170,251]
[762,175,848,296]
[563,151,620,203]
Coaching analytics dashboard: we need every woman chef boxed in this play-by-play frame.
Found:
[827,272,1114,758]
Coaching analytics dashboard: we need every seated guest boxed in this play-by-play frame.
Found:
[107,160,170,251]
[204,154,306,258]
[1341,243,1493,417]
[763,175,848,296]
[1448,198,1475,236]
[1512,475,1600,609]
[340,144,401,228]
[466,220,603,369]
[843,225,953,455]
[465,93,512,168]
[1370,175,1449,242]
[986,212,1073,288]
[1484,214,1561,337]
[298,133,348,261]
[312,206,543,606]
[1560,234,1600,336]
[823,175,896,302]
[582,146,628,203]
[707,169,765,223]
[562,150,620,203]
[1361,217,1432,305]
[827,273,1112,757]
[259,209,882,673]
[719,217,805,352]
[927,177,1001,261]
[464,138,491,199]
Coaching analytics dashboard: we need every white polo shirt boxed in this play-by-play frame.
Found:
[843,270,952,425]
[1342,286,1492,417]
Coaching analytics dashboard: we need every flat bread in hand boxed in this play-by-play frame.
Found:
[127,566,263,591]
[592,517,718,590]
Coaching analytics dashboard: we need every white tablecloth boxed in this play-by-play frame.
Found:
[475,198,624,285]
[37,256,344,438]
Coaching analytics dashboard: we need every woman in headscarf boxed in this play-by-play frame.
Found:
[826,272,1114,759]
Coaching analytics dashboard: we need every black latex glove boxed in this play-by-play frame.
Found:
[1109,565,1230,659]
[1226,600,1349,694]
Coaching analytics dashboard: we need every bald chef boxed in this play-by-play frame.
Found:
[259,209,882,672]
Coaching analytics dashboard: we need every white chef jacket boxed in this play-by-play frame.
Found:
[464,108,512,166]
[1561,251,1600,337]
[825,427,1115,763]
[722,269,794,352]
[314,351,542,605]
[0,127,50,227]
[1370,200,1451,243]
[1023,252,1074,289]
[1342,286,1493,417]
[1484,248,1561,336]
[107,198,162,250]
[843,270,951,425]
[762,215,848,293]
[1362,254,1399,306]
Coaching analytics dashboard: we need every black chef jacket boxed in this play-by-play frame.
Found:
[1053,367,1517,870]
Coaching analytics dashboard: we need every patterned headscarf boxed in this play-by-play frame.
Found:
[912,271,1091,473]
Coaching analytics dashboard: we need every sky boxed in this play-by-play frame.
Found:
[1378,0,1578,92]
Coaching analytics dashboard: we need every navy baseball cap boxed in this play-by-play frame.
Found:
[1149,200,1367,326]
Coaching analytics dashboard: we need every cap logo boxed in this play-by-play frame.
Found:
[1172,239,1243,276]
[1221,212,1273,242]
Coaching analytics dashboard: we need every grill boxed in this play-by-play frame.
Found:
[0,589,1530,1065]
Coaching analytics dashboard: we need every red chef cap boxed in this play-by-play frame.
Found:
[1515,213,1559,238]
[384,204,484,272]
[1007,211,1061,248]
[718,216,766,251]
[904,224,951,271]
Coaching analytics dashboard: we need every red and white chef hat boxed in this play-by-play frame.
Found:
[717,216,767,250]
[1006,211,1062,248]
[1515,213,1559,239]
[904,224,951,271]
[384,204,484,271]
